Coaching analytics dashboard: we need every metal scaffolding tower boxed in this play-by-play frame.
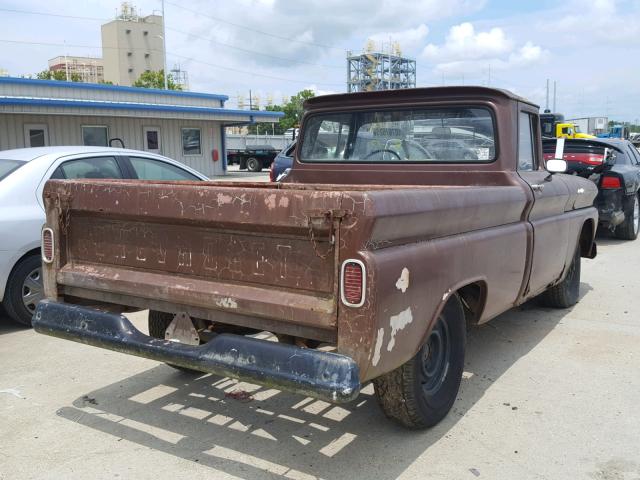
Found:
[347,43,416,93]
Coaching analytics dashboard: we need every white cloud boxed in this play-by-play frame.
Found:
[422,23,511,61]
[368,24,429,50]
[422,22,547,76]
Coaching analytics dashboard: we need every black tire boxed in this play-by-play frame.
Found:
[615,193,639,240]
[373,294,466,429]
[2,254,43,327]
[540,243,581,308]
[239,158,247,170]
[246,157,262,172]
[148,310,199,374]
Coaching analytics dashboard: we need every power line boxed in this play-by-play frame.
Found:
[164,0,342,51]
[0,6,343,70]
[165,26,343,69]
[0,38,343,87]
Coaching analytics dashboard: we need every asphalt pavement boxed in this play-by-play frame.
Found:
[1,229,639,479]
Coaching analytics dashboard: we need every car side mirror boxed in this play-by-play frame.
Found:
[546,159,567,173]
[545,137,567,174]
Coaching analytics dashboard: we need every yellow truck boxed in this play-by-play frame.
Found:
[540,112,595,139]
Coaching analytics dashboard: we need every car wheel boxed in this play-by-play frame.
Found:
[373,294,466,429]
[615,193,639,240]
[246,157,262,172]
[148,310,200,374]
[2,254,44,327]
[540,243,581,308]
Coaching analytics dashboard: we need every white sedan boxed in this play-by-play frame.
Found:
[0,146,208,326]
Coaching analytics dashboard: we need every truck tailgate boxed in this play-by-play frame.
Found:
[43,180,345,335]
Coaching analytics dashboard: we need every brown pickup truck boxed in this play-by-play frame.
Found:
[34,87,598,429]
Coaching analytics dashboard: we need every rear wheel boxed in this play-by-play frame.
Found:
[148,310,200,374]
[615,193,639,240]
[246,157,262,172]
[373,294,466,429]
[540,243,581,308]
[2,254,43,327]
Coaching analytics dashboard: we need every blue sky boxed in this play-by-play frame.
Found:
[1,0,639,121]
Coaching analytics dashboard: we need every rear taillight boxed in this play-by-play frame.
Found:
[269,164,275,182]
[601,176,622,189]
[341,260,366,307]
[42,227,54,263]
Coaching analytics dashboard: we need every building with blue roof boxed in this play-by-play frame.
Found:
[0,77,284,176]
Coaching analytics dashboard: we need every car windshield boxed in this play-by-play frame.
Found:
[0,159,25,181]
[300,107,496,163]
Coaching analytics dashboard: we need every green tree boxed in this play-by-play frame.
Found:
[133,70,182,90]
[35,69,81,82]
[249,89,315,135]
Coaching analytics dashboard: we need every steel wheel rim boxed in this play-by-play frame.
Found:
[421,316,451,396]
[22,267,44,313]
[633,195,639,235]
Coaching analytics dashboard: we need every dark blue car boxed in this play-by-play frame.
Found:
[269,141,295,182]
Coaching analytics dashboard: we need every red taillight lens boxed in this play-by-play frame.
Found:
[341,260,365,307]
[42,227,54,263]
[601,176,622,189]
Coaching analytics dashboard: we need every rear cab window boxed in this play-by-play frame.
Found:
[300,107,496,163]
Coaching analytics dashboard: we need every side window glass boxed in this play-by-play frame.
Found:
[627,145,640,165]
[57,156,123,179]
[518,112,535,171]
[129,156,199,181]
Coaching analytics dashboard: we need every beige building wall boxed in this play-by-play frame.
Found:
[48,56,104,83]
[101,14,165,86]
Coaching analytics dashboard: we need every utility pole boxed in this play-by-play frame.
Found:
[553,80,557,112]
[161,0,168,90]
[545,79,549,111]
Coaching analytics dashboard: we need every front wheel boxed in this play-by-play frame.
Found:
[373,294,466,429]
[540,243,581,308]
[615,193,639,240]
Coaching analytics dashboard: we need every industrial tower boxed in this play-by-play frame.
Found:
[347,41,416,93]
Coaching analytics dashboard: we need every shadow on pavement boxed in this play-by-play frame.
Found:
[0,312,29,335]
[56,295,584,480]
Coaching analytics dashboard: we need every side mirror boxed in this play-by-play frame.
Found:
[546,158,567,173]
[545,137,567,174]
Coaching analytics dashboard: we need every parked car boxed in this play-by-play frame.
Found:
[0,146,208,326]
[269,141,295,181]
[543,137,640,239]
[226,145,279,172]
[33,87,598,429]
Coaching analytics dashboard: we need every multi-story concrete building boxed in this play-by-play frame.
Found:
[48,56,104,83]
[101,4,164,86]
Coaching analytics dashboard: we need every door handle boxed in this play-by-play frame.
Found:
[531,184,545,192]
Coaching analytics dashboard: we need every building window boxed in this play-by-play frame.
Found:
[82,126,109,147]
[145,53,150,58]
[127,51,132,56]
[143,30,148,35]
[128,68,133,73]
[126,29,131,34]
[182,128,202,155]
[24,123,49,147]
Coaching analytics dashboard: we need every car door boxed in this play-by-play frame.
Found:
[516,109,573,298]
